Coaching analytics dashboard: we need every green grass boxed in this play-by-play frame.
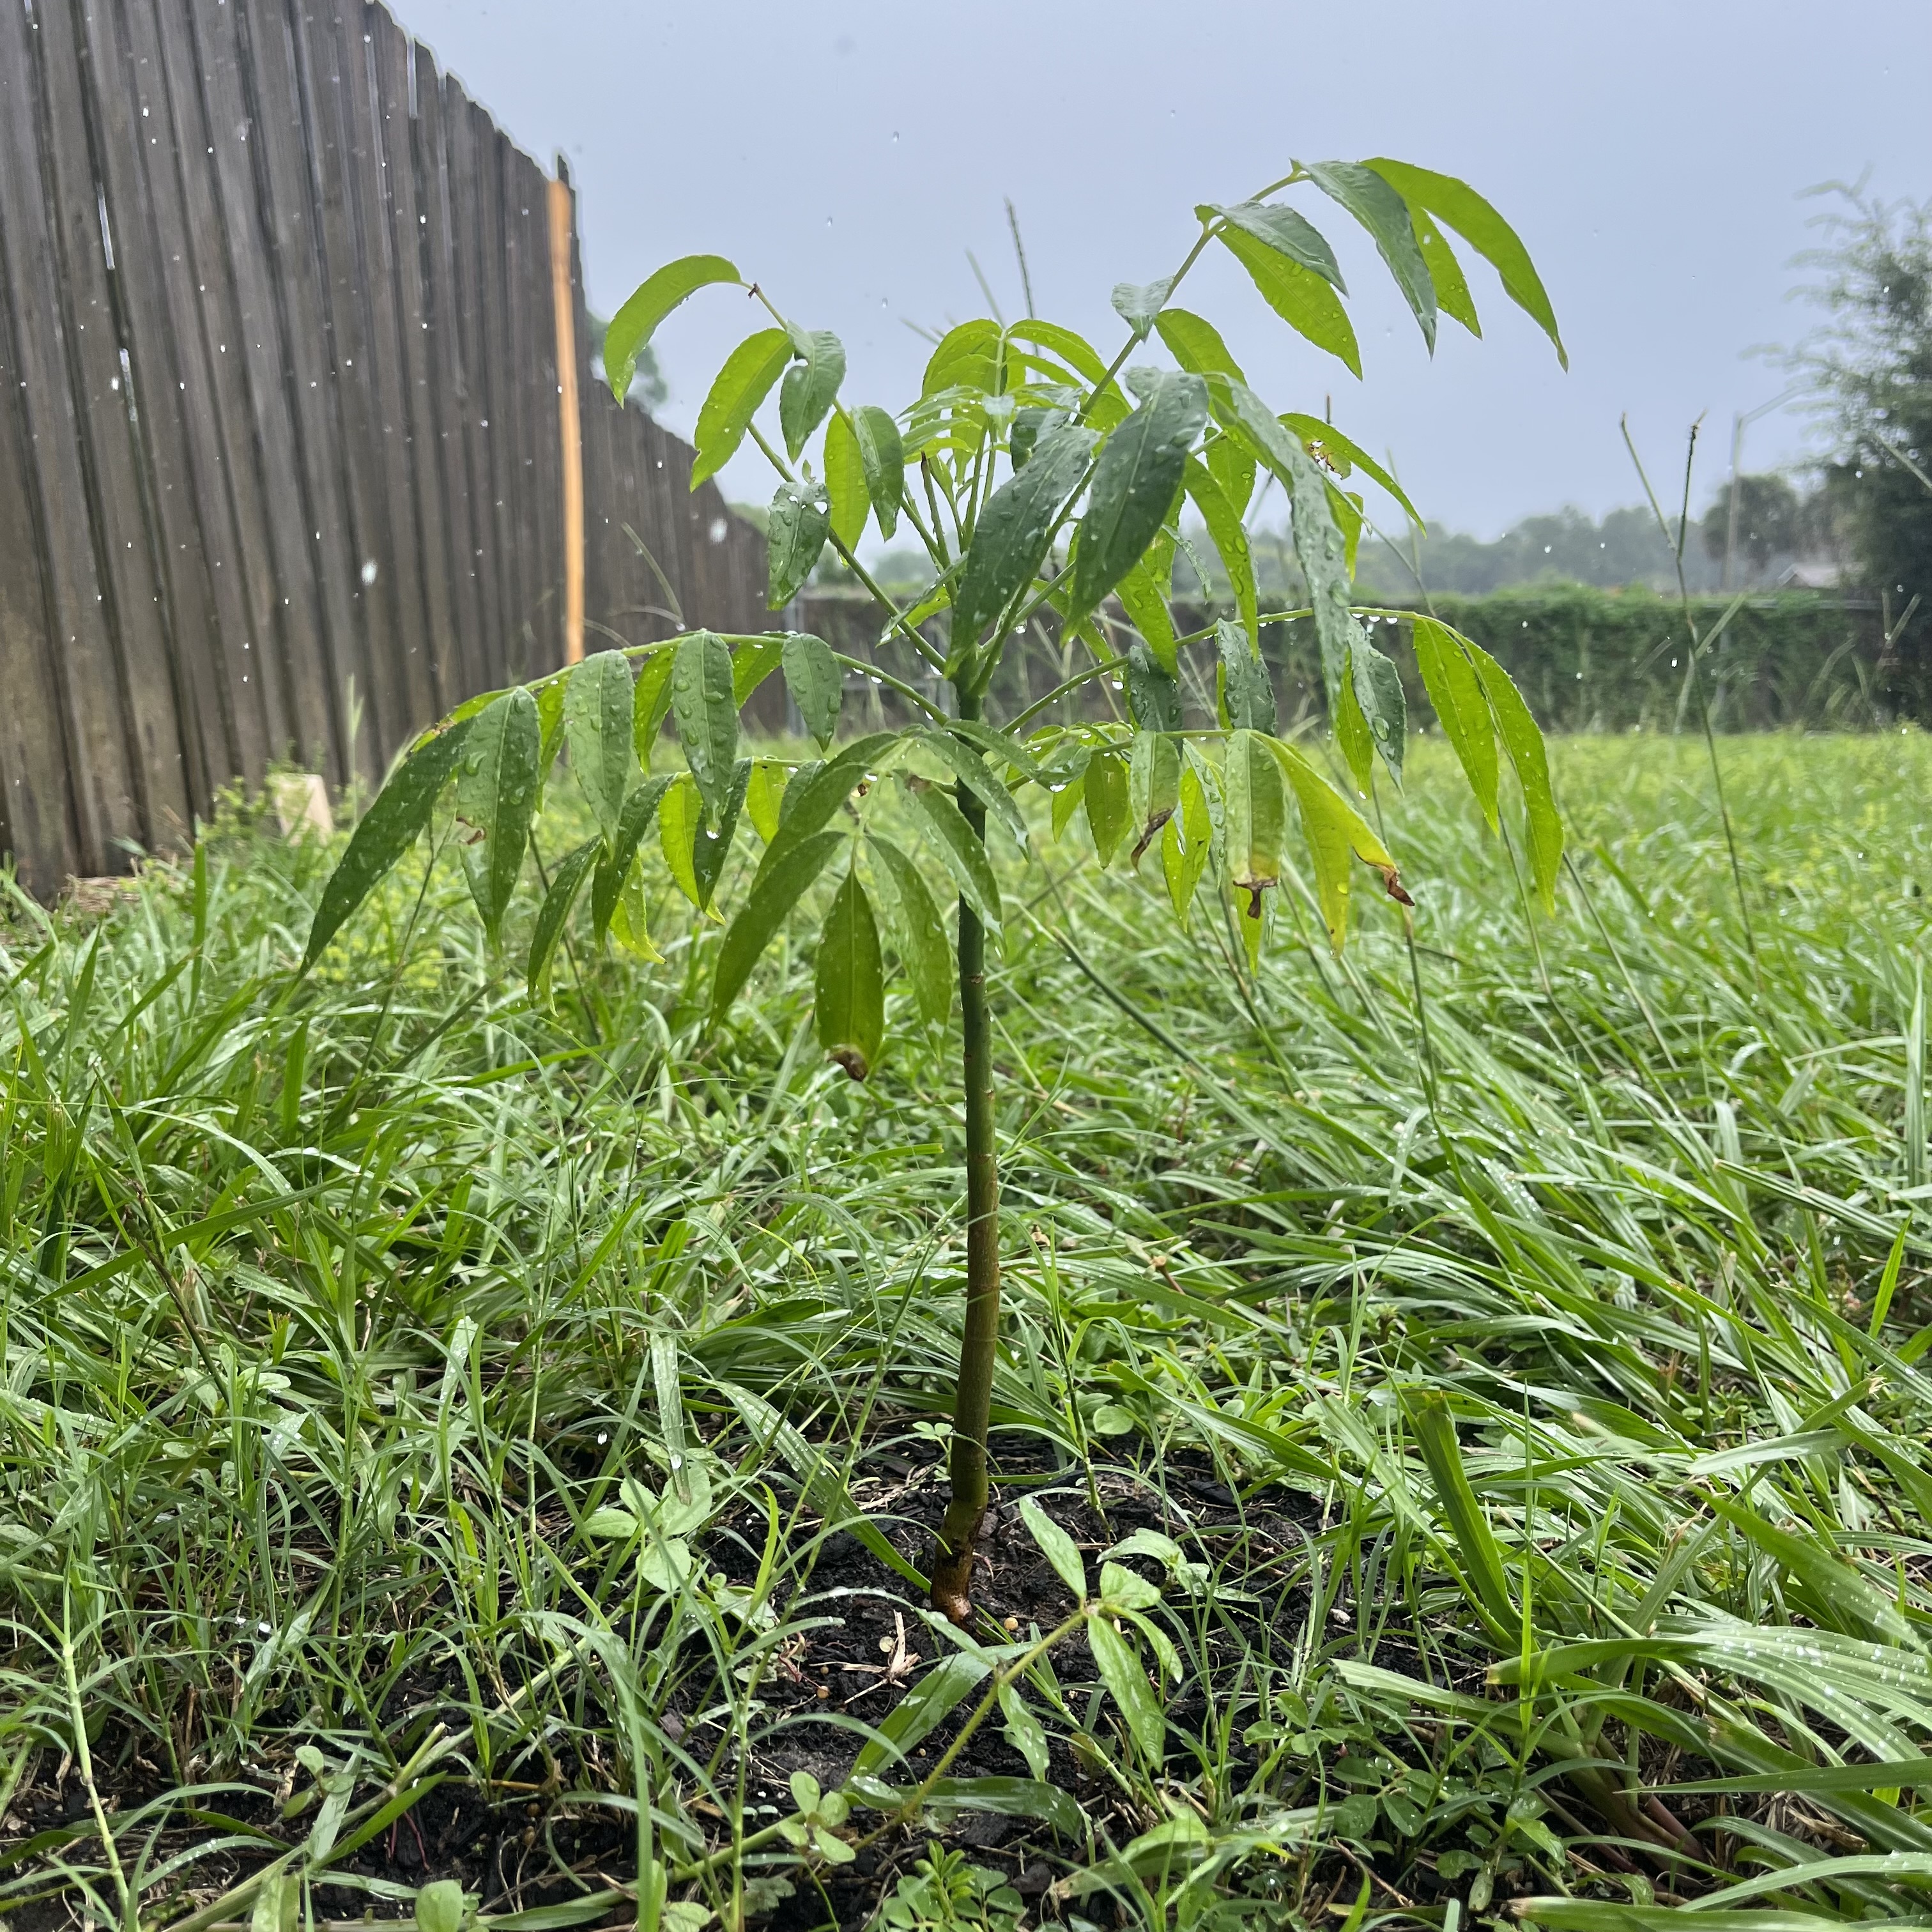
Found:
[7,732,1932,1932]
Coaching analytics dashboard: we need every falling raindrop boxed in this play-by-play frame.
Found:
[360,560,378,585]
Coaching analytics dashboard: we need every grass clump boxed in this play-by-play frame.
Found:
[5,734,1932,1931]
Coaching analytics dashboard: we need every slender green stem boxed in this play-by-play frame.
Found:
[930,683,1002,1624]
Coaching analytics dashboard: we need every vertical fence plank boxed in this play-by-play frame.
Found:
[146,0,293,779]
[371,13,457,714]
[413,49,486,703]
[0,0,141,875]
[38,0,193,852]
[334,3,434,746]
[192,0,339,779]
[227,0,362,783]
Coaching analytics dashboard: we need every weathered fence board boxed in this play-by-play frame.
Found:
[0,0,767,901]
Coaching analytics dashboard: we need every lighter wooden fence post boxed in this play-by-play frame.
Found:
[548,168,583,666]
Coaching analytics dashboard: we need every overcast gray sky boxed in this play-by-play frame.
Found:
[406,0,1928,542]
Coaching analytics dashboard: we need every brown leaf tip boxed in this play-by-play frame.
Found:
[1381,867,1414,907]
[829,1046,870,1082]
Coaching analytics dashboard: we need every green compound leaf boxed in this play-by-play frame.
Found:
[692,328,790,487]
[591,777,672,940]
[1279,413,1424,530]
[824,410,869,554]
[868,832,953,1025]
[1350,636,1408,786]
[1223,728,1285,918]
[604,253,738,405]
[815,866,884,1081]
[670,631,740,826]
[1363,158,1567,367]
[949,425,1096,661]
[1114,556,1179,675]
[1183,455,1257,647]
[526,837,599,1007]
[1124,638,1181,733]
[767,477,831,609]
[1412,616,1498,829]
[904,779,1001,929]
[305,717,471,968]
[1216,617,1276,734]
[779,326,846,460]
[1018,1496,1087,1601]
[564,650,636,845]
[1089,1615,1163,1759]
[456,688,541,942]
[1216,224,1361,377]
[691,759,752,910]
[1414,207,1480,336]
[781,631,843,748]
[1306,160,1437,351]
[1069,370,1208,622]
[1154,307,1247,383]
[1208,199,1346,290]
[850,404,905,539]
[1128,730,1181,864]
[1466,638,1563,911]
[731,636,785,710]
[1162,760,1212,928]
[746,759,788,843]
[711,826,846,1021]
[1267,737,1406,948]
[632,647,676,770]
[1083,746,1130,868]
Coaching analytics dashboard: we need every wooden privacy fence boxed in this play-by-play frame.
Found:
[0,0,769,902]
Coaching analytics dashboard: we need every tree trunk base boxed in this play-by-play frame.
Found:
[929,1530,980,1627]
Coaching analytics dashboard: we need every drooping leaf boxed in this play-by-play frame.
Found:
[1413,208,1479,336]
[904,779,1001,928]
[815,868,884,1080]
[1350,638,1407,785]
[692,328,791,487]
[1083,747,1130,868]
[731,636,785,710]
[1154,307,1246,381]
[1466,639,1563,910]
[997,1685,1052,1783]
[632,648,676,770]
[1306,161,1437,350]
[1124,638,1181,733]
[1280,413,1424,529]
[1110,276,1175,339]
[755,732,898,885]
[852,1653,990,1778]
[1050,762,1088,842]
[535,676,567,792]
[949,425,1096,661]
[1007,318,1112,387]
[670,631,740,826]
[1184,456,1257,646]
[1223,729,1284,922]
[781,631,843,748]
[869,832,953,1024]
[1204,431,1257,521]
[746,760,788,843]
[921,732,1029,854]
[1128,732,1181,864]
[850,404,904,539]
[1216,226,1361,377]
[1215,381,1361,717]
[1069,371,1209,620]
[1162,761,1212,928]
[658,774,705,908]
[1089,1616,1163,1759]
[305,719,471,967]
[691,759,753,909]
[711,827,846,1020]
[564,650,636,845]
[591,777,672,939]
[1208,199,1346,289]
[779,326,845,460]
[1267,737,1407,947]
[1334,659,1376,794]
[456,688,541,940]
[526,837,599,1006]
[1114,558,1179,675]
[1216,618,1276,734]
[1363,158,1567,365]
[824,411,869,553]
[1412,617,1497,828]
[605,254,739,405]
[767,479,831,609]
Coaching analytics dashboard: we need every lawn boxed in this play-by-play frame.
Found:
[6,732,1932,1932]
